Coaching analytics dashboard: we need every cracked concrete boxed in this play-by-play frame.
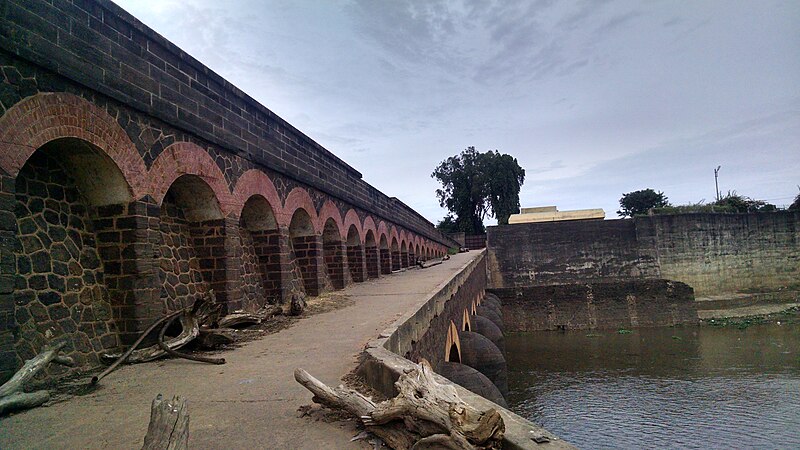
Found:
[0,252,478,449]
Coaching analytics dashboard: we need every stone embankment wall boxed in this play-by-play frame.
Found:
[491,279,697,332]
[487,212,800,297]
[0,0,457,382]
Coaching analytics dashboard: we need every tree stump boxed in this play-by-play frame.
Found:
[142,394,189,450]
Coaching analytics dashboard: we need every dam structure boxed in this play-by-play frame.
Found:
[0,0,458,382]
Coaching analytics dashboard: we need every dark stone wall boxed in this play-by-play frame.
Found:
[491,279,697,332]
[237,228,268,313]
[487,219,659,288]
[487,212,800,297]
[639,213,800,297]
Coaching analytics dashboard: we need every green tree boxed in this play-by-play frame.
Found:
[432,147,525,234]
[617,189,670,217]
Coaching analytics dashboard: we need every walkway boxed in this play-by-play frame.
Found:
[0,252,479,449]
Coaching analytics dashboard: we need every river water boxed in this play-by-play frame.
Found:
[506,323,800,449]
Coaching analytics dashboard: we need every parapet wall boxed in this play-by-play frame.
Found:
[488,212,800,297]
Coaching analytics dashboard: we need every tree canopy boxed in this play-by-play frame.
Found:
[617,189,670,217]
[432,147,525,234]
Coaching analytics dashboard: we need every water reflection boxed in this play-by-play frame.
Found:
[507,324,800,449]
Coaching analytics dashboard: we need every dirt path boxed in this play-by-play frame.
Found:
[0,252,477,450]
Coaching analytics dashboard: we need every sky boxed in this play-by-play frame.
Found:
[115,0,800,223]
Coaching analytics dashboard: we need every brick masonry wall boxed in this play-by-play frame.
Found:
[250,229,284,303]
[491,279,697,332]
[487,212,799,297]
[409,256,487,371]
[347,245,366,282]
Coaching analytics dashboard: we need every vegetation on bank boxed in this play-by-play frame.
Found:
[702,306,799,330]
[618,187,799,217]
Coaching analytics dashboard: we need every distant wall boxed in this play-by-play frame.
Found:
[487,212,800,297]
[491,280,697,332]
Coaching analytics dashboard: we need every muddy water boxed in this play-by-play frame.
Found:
[506,323,800,449]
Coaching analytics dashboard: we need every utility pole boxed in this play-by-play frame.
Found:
[714,165,721,201]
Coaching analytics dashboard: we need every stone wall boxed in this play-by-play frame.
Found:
[491,279,697,332]
[487,212,800,297]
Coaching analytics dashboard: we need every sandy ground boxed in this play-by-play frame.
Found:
[0,252,478,450]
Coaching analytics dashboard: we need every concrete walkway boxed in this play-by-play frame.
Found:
[1,252,479,450]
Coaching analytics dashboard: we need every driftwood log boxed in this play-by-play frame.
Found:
[100,311,200,366]
[142,394,189,450]
[0,341,75,415]
[294,360,504,449]
[196,328,237,349]
[218,305,282,328]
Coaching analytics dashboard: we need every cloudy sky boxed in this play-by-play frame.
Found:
[116,0,800,223]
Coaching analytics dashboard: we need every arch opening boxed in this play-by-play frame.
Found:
[288,208,321,296]
[12,139,134,372]
[158,174,224,314]
[379,234,392,275]
[346,225,365,283]
[390,237,401,271]
[400,241,409,268]
[322,218,346,290]
[365,230,380,279]
[238,195,281,310]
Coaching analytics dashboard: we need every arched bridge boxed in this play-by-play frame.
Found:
[0,0,456,380]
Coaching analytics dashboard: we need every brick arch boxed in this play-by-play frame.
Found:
[232,169,283,219]
[362,216,378,244]
[399,230,408,247]
[318,200,345,239]
[343,209,364,243]
[282,187,320,233]
[377,221,389,247]
[148,142,236,215]
[0,92,147,198]
[389,226,400,247]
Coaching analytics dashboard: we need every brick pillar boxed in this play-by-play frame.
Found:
[380,248,392,275]
[0,175,19,381]
[391,250,401,271]
[323,241,347,290]
[347,244,367,282]
[292,234,323,296]
[365,246,380,279]
[93,198,161,347]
